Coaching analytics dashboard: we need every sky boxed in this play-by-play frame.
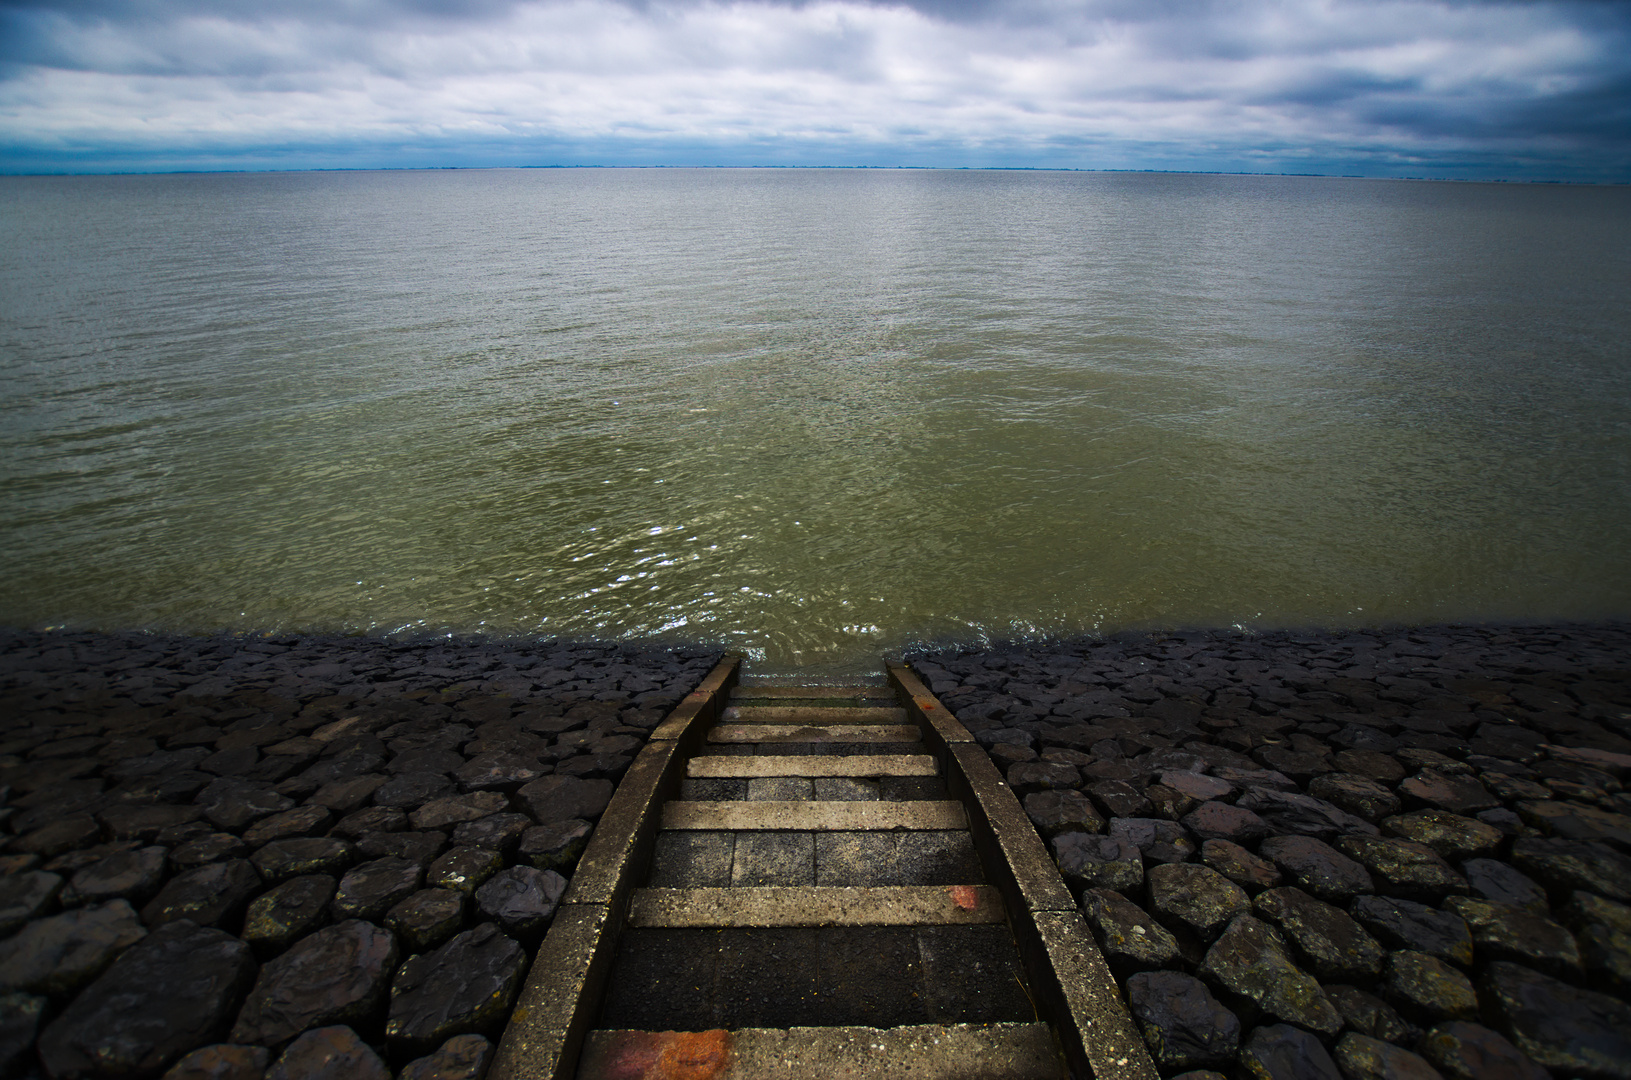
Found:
[1,0,1628,179]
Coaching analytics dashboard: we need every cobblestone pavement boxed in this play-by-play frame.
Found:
[0,629,720,1080]
[909,622,1631,1080]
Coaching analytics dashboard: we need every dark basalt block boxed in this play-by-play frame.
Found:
[37,921,255,1080]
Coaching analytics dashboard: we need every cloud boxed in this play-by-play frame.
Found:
[1,0,1627,177]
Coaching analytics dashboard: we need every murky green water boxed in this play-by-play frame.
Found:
[2,169,1628,672]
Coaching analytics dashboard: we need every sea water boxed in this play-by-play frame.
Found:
[2,168,1628,672]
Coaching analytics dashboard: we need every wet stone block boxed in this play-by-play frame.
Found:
[515,776,613,823]
[748,777,814,800]
[1127,970,1240,1071]
[1443,896,1581,977]
[1199,839,1280,893]
[474,866,565,941]
[1512,837,1631,902]
[449,812,532,854]
[230,919,399,1048]
[915,924,1034,1024]
[0,870,63,936]
[0,899,147,997]
[409,793,508,831]
[387,889,468,954]
[1398,771,1499,815]
[332,857,425,921]
[242,874,338,958]
[386,923,526,1055]
[156,1042,269,1080]
[1563,891,1631,995]
[1306,773,1401,823]
[0,993,44,1076]
[1461,858,1548,914]
[1024,789,1105,836]
[1147,863,1249,940]
[1236,788,1376,840]
[1335,834,1466,900]
[1239,1023,1341,1080]
[1053,832,1143,895]
[241,806,333,850]
[1350,894,1473,965]
[1108,817,1197,864]
[1480,960,1631,1080]
[397,1033,494,1080]
[1383,950,1477,1023]
[1323,984,1418,1045]
[37,921,256,1080]
[372,772,454,809]
[355,830,445,867]
[1418,1020,1550,1080]
[143,859,264,931]
[426,847,504,893]
[1181,802,1270,844]
[1081,887,1182,976]
[169,833,249,869]
[250,837,356,885]
[1259,835,1372,902]
[1200,914,1341,1036]
[1382,809,1503,861]
[265,1025,390,1080]
[332,806,406,840]
[1253,887,1384,982]
[1332,1032,1441,1080]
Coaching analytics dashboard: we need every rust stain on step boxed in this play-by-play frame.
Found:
[585,1029,733,1080]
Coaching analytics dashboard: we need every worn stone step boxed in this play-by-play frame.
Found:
[708,723,922,744]
[731,685,897,702]
[723,705,909,724]
[628,884,1005,927]
[663,800,967,831]
[579,1023,1063,1079]
[689,754,939,779]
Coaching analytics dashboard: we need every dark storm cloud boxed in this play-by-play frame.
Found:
[1,0,1627,177]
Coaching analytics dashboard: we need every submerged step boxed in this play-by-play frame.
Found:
[731,684,897,701]
[628,884,1005,927]
[662,800,967,831]
[577,1023,1064,1080]
[708,723,922,743]
[721,705,909,724]
[689,754,938,778]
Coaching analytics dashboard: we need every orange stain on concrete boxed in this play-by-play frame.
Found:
[948,885,979,910]
[657,1030,733,1079]
[588,1030,733,1080]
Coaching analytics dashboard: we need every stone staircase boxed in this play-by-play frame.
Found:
[578,679,1065,1078]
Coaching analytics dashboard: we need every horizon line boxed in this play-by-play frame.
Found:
[3,163,1628,186]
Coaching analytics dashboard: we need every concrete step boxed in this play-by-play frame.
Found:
[689,754,939,778]
[628,884,1005,927]
[722,705,909,724]
[708,723,922,744]
[731,684,897,701]
[662,800,967,831]
[578,1023,1065,1080]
